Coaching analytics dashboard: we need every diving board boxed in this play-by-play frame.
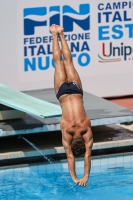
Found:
[0,84,62,119]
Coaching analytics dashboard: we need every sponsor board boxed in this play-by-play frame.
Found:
[16,0,133,96]
[97,1,133,62]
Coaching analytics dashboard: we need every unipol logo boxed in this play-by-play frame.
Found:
[24,4,90,35]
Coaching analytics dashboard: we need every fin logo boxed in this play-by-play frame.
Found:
[24,4,90,35]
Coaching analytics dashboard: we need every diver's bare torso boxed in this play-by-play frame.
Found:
[59,94,91,140]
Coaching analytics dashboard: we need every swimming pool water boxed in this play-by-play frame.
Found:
[0,155,133,200]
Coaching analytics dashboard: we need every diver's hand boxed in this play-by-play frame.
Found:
[78,176,88,187]
[73,178,80,185]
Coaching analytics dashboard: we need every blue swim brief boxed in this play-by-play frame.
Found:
[56,82,83,100]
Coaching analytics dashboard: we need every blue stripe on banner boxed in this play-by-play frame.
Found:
[63,4,90,15]
[49,6,60,12]
[24,7,47,17]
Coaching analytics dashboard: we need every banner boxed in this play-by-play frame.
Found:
[11,0,133,96]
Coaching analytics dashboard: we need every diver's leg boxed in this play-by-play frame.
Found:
[50,24,67,94]
[56,25,82,89]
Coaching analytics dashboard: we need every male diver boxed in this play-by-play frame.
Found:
[50,24,93,187]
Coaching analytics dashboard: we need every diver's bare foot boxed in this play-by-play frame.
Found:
[56,25,64,35]
[49,24,58,36]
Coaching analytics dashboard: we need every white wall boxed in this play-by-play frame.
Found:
[0,0,18,89]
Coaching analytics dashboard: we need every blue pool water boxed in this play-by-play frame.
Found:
[0,159,133,200]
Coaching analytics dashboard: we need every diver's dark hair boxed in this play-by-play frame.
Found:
[71,138,85,158]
